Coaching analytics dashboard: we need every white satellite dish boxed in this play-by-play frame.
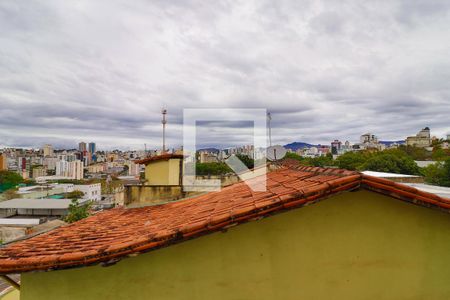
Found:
[267,145,287,161]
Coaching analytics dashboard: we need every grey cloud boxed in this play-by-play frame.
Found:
[1,0,450,150]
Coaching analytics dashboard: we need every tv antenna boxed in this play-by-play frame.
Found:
[267,145,287,161]
[267,112,272,147]
[162,109,167,153]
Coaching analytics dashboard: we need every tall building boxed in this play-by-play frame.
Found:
[79,142,87,152]
[331,140,342,155]
[406,127,431,148]
[43,144,54,157]
[0,153,7,171]
[360,133,378,144]
[88,142,96,154]
[56,160,84,180]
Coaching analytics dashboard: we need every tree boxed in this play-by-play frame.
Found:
[423,159,450,187]
[66,190,85,199]
[335,151,369,170]
[196,163,232,176]
[235,154,254,169]
[65,199,92,223]
[0,171,24,192]
[2,189,18,200]
[361,153,421,175]
[309,153,334,167]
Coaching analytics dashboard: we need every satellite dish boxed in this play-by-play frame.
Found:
[267,145,287,161]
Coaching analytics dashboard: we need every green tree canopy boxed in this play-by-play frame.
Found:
[65,199,92,223]
[335,151,369,170]
[0,171,24,192]
[423,159,450,187]
[196,162,232,176]
[362,152,421,175]
[66,190,85,199]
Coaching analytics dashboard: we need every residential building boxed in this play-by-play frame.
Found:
[3,167,450,299]
[55,160,84,180]
[88,142,96,154]
[78,142,87,152]
[32,166,47,179]
[331,140,342,155]
[199,151,218,163]
[43,144,54,157]
[360,133,378,144]
[406,127,431,148]
[74,183,101,202]
[87,163,107,174]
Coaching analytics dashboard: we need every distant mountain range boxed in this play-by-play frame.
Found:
[198,140,406,153]
[379,140,406,146]
[283,142,317,151]
[197,147,220,153]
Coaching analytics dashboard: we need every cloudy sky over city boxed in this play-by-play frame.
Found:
[1,0,449,150]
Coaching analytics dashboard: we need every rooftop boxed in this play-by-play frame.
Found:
[0,198,89,210]
[0,165,449,274]
[135,153,184,165]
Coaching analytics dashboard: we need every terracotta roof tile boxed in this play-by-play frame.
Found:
[0,166,448,274]
[135,153,184,165]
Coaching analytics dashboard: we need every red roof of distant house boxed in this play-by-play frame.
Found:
[0,165,449,274]
[135,153,184,165]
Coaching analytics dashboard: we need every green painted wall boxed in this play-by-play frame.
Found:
[22,190,450,300]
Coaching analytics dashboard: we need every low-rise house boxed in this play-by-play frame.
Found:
[2,166,450,299]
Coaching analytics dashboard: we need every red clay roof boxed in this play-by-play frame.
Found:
[135,153,184,165]
[0,166,449,275]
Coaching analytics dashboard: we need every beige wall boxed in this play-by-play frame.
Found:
[22,190,450,299]
[144,158,182,185]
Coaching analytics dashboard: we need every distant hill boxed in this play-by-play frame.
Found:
[284,142,316,151]
[379,140,406,146]
[197,147,220,153]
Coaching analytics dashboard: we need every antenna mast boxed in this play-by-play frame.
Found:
[267,112,272,147]
[162,109,167,153]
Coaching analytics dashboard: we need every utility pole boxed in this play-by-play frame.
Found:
[162,109,167,153]
[267,112,272,147]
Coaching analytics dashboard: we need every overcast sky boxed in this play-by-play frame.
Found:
[1,0,449,150]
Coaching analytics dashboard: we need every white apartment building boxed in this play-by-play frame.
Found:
[56,160,84,180]
[43,144,54,157]
[74,183,101,202]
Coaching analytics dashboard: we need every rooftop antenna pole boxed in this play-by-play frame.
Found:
[267,112,272,147]
[162,108,167,153]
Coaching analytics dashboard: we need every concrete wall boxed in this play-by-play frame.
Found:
[22,190,450,299]
[0,227,27,243]
[124,185,187,206]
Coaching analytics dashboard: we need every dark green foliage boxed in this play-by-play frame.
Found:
[361,152,421,175]
[66,190,85,199]
[423,159,450,187]
[0,171,24,192]
[65,199,92,223]
[196,163,232,176]
[335,151,368,170]
[235,154,254,169]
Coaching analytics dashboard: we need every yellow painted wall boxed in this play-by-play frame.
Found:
[22,190,450,299]
[144,159,181,185]
[0,289,19,300]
